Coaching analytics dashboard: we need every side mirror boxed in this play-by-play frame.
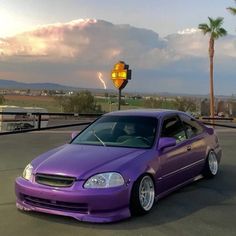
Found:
[158,137,176,151]
[206,127,214,135]
[71,131,79,140]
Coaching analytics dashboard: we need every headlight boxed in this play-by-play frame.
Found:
[84,172,124,189]
[22,163,33,181]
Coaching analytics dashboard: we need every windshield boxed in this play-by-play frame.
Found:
[72,115,158,149]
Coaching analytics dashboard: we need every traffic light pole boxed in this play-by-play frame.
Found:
[118,88,121,110]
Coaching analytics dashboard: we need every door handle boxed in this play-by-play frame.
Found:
[187,146,192,151]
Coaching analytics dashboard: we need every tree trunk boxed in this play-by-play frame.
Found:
[209,37,215,119]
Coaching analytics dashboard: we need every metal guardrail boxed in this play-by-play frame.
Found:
[0,112,103,136]
[201,117,234,121]
[0,122,92,136]
[199,117,236,128]
[202,122,236,129]
[0,112,103,116]
[0,112,236,136]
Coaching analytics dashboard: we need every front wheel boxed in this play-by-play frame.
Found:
[130,175,155,216]
[203,151,219,178]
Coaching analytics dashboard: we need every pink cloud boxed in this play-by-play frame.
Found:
[0,19,97,58]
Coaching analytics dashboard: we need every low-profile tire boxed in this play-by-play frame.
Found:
[130,174,155,216]
[203,150,219,178]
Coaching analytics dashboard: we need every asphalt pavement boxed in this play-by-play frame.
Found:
[0,128,236,236]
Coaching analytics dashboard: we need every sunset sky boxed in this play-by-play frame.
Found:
[0,0,236,95]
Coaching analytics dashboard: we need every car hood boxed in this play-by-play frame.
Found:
[33,144,147,179]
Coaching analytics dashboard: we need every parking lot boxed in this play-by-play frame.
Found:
[1,128,236,236]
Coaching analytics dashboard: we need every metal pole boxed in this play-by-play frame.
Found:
[118,88,121,110]
[37,114,41,130]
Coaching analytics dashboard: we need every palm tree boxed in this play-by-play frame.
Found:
[198,17,227,118]
[227,0,236,15]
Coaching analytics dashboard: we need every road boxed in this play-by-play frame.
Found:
[0,128,236,236]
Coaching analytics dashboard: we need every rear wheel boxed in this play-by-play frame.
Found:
[130,174,155,216]
[203,151,219,178]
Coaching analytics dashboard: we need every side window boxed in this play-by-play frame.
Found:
[161,116,187,143]
[179,114,204,139]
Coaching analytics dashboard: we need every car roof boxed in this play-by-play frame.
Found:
[104,109,182,118]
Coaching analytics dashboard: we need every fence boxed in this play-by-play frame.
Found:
[0,112,235,136]
[200,116,236,128]
[0,112,102,136]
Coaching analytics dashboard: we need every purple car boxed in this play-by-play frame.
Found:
[15,109,222,223]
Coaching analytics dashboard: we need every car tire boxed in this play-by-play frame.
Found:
[130,174,155,216]
[203,150,219,178]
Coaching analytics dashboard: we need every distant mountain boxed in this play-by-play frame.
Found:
[0,79,116,94]
[0,79,75,90]
[0,79,232,99]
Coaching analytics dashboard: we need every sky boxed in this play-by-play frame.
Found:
[0,0,235,38]
[0,0,236,95]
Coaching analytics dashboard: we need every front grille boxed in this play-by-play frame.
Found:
[35,174,76,187]
[23,195,88,213]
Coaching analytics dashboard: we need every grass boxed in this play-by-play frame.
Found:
[4,95,135,113]
[96,98,144,112]
[4,95,178,113]
[4,95,62,112]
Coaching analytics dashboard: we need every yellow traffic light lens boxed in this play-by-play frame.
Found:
[111,72,117,78]
[118,71,127,78]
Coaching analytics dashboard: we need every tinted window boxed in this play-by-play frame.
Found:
[161,115,186,143]
[72,115,158,149]
[179,114,204,139]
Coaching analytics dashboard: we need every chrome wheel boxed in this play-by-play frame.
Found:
[138,175,155,211]
[208,151,218,175]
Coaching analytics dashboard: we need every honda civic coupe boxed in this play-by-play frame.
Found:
[15,109,222,223]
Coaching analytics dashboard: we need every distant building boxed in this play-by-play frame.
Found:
[200,99,210,116]
[217,100,225,114]
[229,102,236,116]
[200,99,236,117]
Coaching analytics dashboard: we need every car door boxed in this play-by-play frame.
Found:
[178,113,207,177]
[157,114,193,193]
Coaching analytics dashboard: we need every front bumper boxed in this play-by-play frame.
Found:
[15,177,131,223]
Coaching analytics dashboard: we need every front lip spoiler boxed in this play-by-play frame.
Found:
[15,175,132,223]
[16,200,131,223]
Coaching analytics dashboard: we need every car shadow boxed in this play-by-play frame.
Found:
[24,163,236,230]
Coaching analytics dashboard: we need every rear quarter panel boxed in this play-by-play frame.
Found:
[203,127,222,163]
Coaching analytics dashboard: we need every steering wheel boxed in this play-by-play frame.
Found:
[134,136,151,145]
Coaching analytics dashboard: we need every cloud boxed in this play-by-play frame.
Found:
[177,28,200,35]
[0,19,98,58]
[0,19,167,63]
[0,19,236,94]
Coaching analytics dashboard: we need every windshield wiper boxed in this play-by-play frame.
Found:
[92,129,106,147]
